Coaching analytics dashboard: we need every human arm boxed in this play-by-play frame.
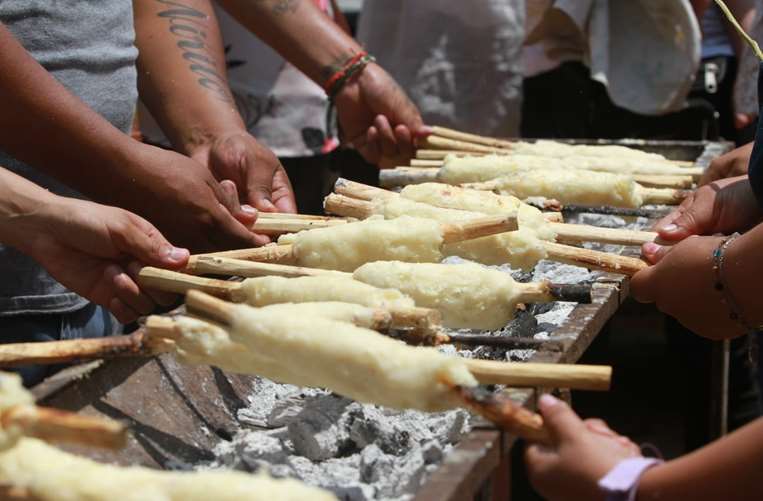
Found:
[0,22,262,251]
[214,0,428,168]
[0,168,189,323]
[631,218,763,340]
[525,394,763,501]
[699,142,753,185]
[133,0,295,215]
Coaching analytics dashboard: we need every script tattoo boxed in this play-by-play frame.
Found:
[155,0,232,103]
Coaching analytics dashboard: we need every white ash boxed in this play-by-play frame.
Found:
[205,378,470,501]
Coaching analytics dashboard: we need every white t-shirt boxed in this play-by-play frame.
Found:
[357,0,525,137]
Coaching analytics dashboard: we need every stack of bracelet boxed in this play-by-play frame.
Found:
[323,51,376,99]
[712,232,759,332]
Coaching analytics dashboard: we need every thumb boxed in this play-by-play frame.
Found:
[246,159,279,213]
[117,216,190,269]
[538,394,585,443]
[641,242,672,265]
[656,206,702,241]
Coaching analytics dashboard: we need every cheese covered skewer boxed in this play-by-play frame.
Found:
[464,169,687,208]
[353,261,587,330]
[276,214,517,271]
[438,153,701,178]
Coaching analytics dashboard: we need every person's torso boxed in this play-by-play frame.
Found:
[357,0,525,137]
[0,0,139,316]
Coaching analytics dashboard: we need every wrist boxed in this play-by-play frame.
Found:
[0,188,64,256]
[598,457,663,501]
[722,232,763,329]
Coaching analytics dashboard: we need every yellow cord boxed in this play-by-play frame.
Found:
[713,0,763,61]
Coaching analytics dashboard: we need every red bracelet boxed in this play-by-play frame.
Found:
[323,51,371,96]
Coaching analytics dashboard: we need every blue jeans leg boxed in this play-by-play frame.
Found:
[0,303,121,386]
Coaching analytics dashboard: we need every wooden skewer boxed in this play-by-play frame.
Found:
[325,193,650,274]
[252,217,347,235]
[416,149,485,160]
[0,485,35,500]
[431,126,515,149]
[465,360,611,391]
[332,181,658,246]
[410,159,444,167]
[421,135,507,155]
[0,331,172,368]
[139,268,440,331]
[191,244,296,268]
[1,405,127,450]
[401,163,693,188]
[165,302,612,393]
[454,386,552,444]
[169,256,593,307]
[639,187,691,205]
[428,126,698,168]
[440,214,519,244]
[542,241,648,276]
[255,212,345,221]
[548,222,658,246]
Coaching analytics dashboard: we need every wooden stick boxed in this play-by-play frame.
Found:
[1,405,127,450]
[416,149,486,160]
[515,282,593,304]
[431,126,515,149]
[138,267,239,299]
[325,193,519,240]
[0,331,170,368]
[639,187,691,205]
[542,241,648,276]
[440,214,519,244]
[631,174,694,189]
[192,245,295,265]
[256,212,344,221]
[189,255,342,279]
[252,217,347,235]
[334,179,653,245]
[421,135,507,154]
[379,168,438,188]
[548,222,658,246]
[465,360,611,391]
[455,386,552,445]
[185,290,236,325]
[410,159,443,167]
[324,193,376,218]
[187,245,296,270]
[0,485,35,500]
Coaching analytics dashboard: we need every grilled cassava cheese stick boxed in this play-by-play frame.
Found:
[169,309,477,412]
[463,169,687,208]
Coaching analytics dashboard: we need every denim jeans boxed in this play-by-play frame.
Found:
[0,303,122,386]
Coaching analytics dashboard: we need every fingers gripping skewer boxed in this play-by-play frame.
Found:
[454,386,553,445]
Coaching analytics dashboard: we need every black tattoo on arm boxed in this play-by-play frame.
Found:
[155,0,233,103]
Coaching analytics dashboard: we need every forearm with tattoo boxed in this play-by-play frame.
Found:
[155,0,233,103]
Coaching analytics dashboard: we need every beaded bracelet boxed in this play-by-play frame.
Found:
[323,52,376,99]
[712,232,759,331]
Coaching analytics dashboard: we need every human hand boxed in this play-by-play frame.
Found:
[700,142,753,186]
[22,198,189,324]
[191,131,296,216]
[653,176,762,242]
[525,394,640,501]
[631,235,746,339]
[117,145,268,252]
[333,63,430,168]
